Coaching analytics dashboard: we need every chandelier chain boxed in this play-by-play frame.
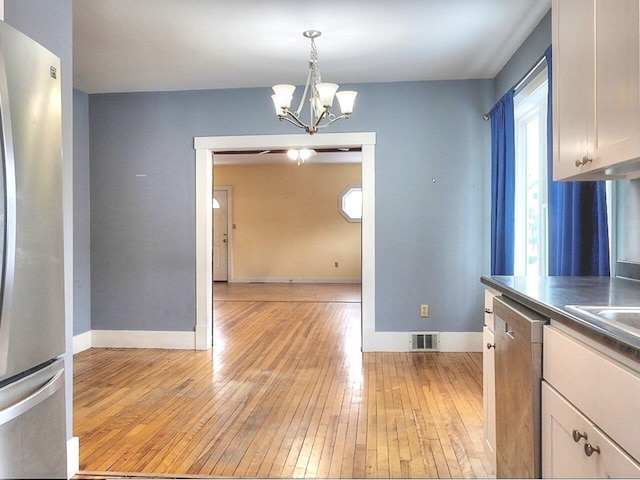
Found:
[309,37,324,120]
[310,37,320,82]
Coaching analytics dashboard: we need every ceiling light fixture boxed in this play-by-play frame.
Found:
[287,148,315,165]
[272,30,357,135]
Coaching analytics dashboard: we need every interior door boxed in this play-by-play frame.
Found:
[213,188,228,281]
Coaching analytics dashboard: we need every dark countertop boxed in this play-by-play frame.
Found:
[481,275,640,361]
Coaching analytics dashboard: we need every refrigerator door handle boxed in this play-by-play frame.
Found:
[0,44,17,377]
[0,368,63,426]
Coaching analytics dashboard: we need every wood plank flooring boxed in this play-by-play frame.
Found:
[213,281,361,303]
[74,284,490,478]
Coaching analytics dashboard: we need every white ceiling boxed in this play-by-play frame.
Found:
[73,0,551,94]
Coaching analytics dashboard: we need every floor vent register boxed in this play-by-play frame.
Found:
[410,333,440,351]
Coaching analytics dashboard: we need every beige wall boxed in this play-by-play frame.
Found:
[214,162,362,283]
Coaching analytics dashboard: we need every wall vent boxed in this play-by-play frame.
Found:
[410,333,440,351]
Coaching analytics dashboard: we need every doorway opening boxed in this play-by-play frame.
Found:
[212,186,231,282]
[212,151,361,284]
[194,133,376,351]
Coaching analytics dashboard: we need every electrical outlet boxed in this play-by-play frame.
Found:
[420,304,429,317]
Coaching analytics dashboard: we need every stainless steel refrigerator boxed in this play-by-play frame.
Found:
[0,20,67,479]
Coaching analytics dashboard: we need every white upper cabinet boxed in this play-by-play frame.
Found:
[553,0,640,180]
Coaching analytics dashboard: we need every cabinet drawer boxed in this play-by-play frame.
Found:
[544,326,640,461]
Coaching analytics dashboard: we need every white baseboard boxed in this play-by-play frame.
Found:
[362,329,483,352]
[195,323,212,351]
[73,330,92,354]
[75,329,481,353]
[91,330,195,349]
[230,278,361,284]
[67,436,79,480]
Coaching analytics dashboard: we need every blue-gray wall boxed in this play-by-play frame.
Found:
[89,79,494,334]
[74,89,91,335]
[5,0,74,441]
[494,10,551,102]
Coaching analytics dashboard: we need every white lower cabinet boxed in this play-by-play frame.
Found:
[542,382,640,478]
[542,325,640,478]
[482,325,496,473]
[482,289,497,474]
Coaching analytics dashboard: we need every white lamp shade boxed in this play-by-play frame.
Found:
[316,82,339,107]
[272,84,296,109]
[336,90,357,114]
[271,95,287,116]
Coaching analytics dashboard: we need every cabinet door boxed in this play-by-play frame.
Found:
[543,381,601,478]
[542,382,640,478]
[553,0,640,180]
[592,0,640,169]
[482,326,496,474]
[552,0,594,180]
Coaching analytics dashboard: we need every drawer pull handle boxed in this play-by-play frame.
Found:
[484,308,492,314]
[584,443,600,456]
[572,429,588,443]
[486,343,495,350]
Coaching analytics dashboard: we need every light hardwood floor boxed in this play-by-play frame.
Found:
[74,284,490,478]
[213,282,362,303]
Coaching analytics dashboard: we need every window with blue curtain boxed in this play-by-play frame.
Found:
[489,91,515,275]
[489,46,610,277]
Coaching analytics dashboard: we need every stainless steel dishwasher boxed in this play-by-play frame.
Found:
[493,296,548,478]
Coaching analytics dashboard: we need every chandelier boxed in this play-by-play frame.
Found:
[287,148,315,165]
[271,30,357,135]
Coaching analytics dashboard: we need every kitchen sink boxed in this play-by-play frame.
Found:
[565,305,640,338]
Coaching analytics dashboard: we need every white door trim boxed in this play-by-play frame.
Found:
[213,186,233,281]
[194,132,376,351]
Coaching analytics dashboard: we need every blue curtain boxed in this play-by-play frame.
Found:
[545,46,610,276]
[490,90,515,275]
